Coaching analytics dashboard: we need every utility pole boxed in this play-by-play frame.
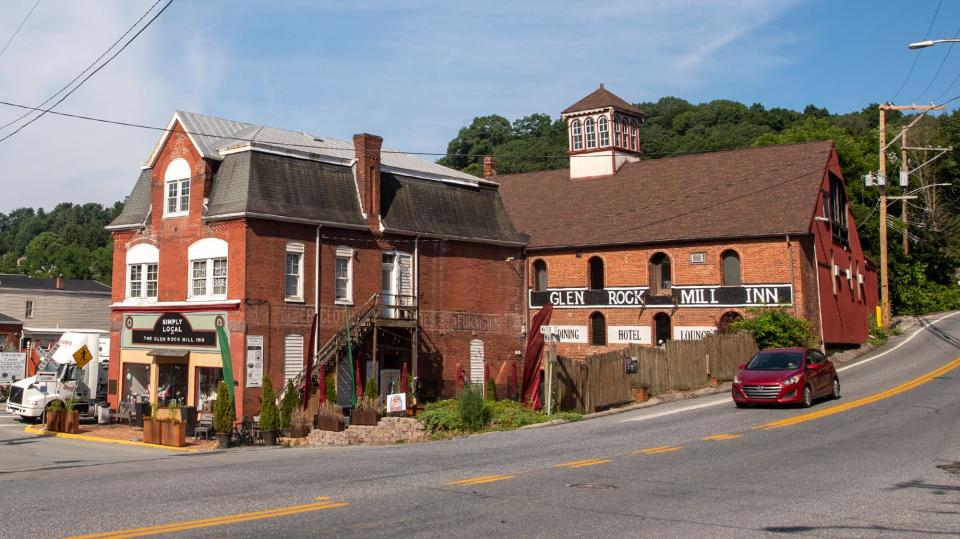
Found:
[901,127,909,256]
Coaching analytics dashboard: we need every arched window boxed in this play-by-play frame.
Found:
[598,117,609,146]
[614,115,622,147]
[717,311,743,333]
[721,250,741,286]
[533,259,548,292]
[164,158,191,216]
[126,243,158,300]
[629,120,638,150]
[649,252,672,296]
[590,312,606,346]
[588,256,604,290]
[585,118,596,148]
[571,120,583,151]
[654,313,672,345]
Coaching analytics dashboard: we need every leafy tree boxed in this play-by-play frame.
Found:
[730,308,814,349]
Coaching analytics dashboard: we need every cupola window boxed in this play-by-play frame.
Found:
[585,118,596,149]
[571,120,583,151]
[598,117,609,146]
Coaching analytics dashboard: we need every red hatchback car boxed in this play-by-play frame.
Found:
[731,347,840,408]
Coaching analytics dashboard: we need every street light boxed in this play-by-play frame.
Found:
[908,38,960,49]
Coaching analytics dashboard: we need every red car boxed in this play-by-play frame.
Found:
[732,347,840,408]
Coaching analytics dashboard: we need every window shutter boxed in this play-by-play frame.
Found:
[284,334,304,382]
[469,339,485,386]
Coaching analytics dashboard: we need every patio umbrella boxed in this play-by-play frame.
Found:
[522,303,553,410]
[400,362,408,393]
[355,355,364,399]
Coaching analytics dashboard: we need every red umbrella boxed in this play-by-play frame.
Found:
[355,357,364,399]
[523,303,553,410]
[400,362,408,393]
[317,363,326,404]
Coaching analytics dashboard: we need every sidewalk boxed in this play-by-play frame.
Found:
[24,422,217,452]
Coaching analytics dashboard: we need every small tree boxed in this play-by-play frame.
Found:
[279,379,299,431]
[729,307,813,349]
[364,377,379,401]
[325,372,337,403]
[458,384,490,431]
[258,376,280,432]
[212,380,234,434]
[485,378,497,402]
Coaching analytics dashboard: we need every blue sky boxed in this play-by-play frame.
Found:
[1,0,959,211]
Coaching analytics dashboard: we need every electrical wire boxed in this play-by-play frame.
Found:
[892,0,942,101]
[917,21,960,99]
[0,0,40,60]
[0,0,172,143]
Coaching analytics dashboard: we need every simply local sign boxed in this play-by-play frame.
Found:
[128,312,220,347]
[530,284,792,309]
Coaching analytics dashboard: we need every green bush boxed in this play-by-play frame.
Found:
[418,399,461,432]
[279,379,299,430]
[325,371,336,403]
[485,378,497,401]
[729,307,813,349]
[258,376,280,432]
[487,400,545,428]
[212,380,234,434]
[365,377,379,400]
[458,384,490,431]
[891,261,960,315]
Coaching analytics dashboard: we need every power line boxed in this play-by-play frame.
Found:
[892,0,942,101]
[0,0,40,59]
[917,21,960,99]
[0,0,172,144]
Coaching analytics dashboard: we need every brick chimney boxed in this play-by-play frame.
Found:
[483,156,497,178]
[353,133,383,229]
[54,274,64,290]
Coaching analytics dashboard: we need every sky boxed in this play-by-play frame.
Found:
[0,0,959,213]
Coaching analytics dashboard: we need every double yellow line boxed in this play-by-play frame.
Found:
[448,474,515,486]
[556,458,612,468]
[632,445,683,455]
[68,500,350,539]
[755,355,960,430]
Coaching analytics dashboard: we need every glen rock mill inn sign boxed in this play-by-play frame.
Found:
[529,284,793,309]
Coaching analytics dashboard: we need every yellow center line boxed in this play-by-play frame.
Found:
[448,474,515,486]
[755,355,960,430]
[314,496,331,501]
[631,445,683,455]
[702,433,742,441]
[557,458,612,468]
[67,500,350,539]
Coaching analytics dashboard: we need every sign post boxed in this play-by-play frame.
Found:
[540,326,560,414]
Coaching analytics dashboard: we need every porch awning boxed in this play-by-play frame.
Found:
[146,349,191,358]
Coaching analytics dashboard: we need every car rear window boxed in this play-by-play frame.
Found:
[746,351,802,370]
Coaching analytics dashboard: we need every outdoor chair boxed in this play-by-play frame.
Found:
[116,402,135,426]
[194,414,213,440]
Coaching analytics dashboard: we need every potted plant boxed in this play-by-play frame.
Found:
[44,400,64,432]
[631,383,651,403]
[259,376,280,445]
[161,405,186,448]
[64,400,80,434]
[314,401,345,432]
[143,401,162,444]
[350,396,380,426]
[213,380,234,449]
[289,407,310,438]
[279,379,299,435]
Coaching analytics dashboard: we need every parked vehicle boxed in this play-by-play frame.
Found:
[5,332,109,421]
[731,347,840,408]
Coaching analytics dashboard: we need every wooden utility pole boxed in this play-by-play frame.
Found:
[901,127,909,256]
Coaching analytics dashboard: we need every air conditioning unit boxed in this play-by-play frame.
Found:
[833,264,840,277]
[845,268,852,280]
[690,253,706,264]
[857,273,864,285]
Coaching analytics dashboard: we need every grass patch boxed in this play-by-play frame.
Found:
[419,394,583,435]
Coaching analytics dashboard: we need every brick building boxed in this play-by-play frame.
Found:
[497,86,878,358]
[106,111,525,417]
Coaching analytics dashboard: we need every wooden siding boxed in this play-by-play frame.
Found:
[0,290,110,331]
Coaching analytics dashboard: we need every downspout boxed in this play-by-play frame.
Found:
[786,234,798,317]
[413,236,420,389]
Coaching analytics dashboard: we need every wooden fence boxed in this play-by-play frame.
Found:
[553,332,758,413]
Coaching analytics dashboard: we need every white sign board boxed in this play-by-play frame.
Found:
[673,326,717,341]
[540,325,588,343]
[0,352,26,384]
[245,335,264,388]
[386,392,406,413]
[608,326,652,345]
[37,372,57,383]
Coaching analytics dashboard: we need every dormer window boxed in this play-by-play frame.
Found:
[164,158,191,217]
[571,120,583,151]
[614,115,622,147]
[598,117,609,146]
[585,118,596,149]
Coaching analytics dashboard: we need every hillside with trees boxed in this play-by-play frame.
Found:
[439,98,960,316]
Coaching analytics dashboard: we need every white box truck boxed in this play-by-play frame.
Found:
[5,332,109,421]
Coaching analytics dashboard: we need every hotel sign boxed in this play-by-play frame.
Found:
[607,326,652,345]
[530,284,792,309]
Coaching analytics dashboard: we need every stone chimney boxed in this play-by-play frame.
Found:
[54,274,64,290]
[483,156,497,178]
[353,133,383,229]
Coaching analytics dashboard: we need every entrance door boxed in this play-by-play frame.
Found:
[382,253,398,318]
[654,313,672,345]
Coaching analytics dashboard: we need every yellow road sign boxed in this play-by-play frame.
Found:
[73,345,93,369]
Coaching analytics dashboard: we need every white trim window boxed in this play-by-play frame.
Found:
[126,244,159,301]
[335,246,353,305]
[585,118,596,148]
[285,242,304,301]
[571,120,583,151]
[614,115,622,147]
[164,158,191,217]
[188,238,228,300]
[598,116,609,146]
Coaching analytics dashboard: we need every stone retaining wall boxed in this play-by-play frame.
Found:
[307,417,428,447]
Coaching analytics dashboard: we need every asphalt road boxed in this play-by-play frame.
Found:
[3,312,960,538]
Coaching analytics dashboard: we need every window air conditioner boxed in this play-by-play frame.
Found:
[833,264,840,277]
[690,253,706,264]
[857,273,864,285]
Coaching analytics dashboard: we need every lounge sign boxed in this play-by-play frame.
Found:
[530,284,792,309]
[131,313,217,347]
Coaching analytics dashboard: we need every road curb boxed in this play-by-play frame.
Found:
[23,425,198,452]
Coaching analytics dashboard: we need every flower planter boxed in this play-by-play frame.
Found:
[289,424,309,438]
[161,421,186,447]
[45,409,63,432]
[216,432,231,449]
[142,417,161,444]
[262,430,278,446]
[314,414,345,432]
[350,408,379,426]
[631,387,650,403]
[64,411,80,434]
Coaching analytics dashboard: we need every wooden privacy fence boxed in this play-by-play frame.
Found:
[554,332,759,413]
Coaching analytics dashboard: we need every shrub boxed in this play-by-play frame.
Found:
[365,377,379,401]
[485,378,497,402]
[354,395,380,412]
[279,380,299,431]
[258,376,280,432]
[458,384,490,431]
[316,400,343,419]
[487,400,545,428]
[891,261,960,315]
[325,371,337,403]
[212,380,234,434]
[65,400,76,412]
[729,307,813,349]
[418,399,461,432]
[46,400,63,411]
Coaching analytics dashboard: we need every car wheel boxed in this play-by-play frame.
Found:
[735,401,748,408]
[831,377,841,400]
[801,385,813,408]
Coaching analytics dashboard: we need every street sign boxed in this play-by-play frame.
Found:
[37,372,56,383]
[73,345,93,369]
